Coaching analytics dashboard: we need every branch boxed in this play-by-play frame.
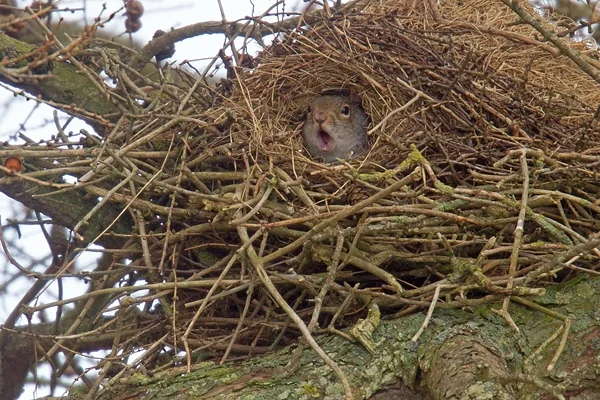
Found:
[0,159,132,249]
[0,33,121,124]
[500,0,600,84]
[128,0,368,71]
[86,274,600,399]
[0,313,159,400]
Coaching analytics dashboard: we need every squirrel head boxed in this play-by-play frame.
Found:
[302,92,369,163]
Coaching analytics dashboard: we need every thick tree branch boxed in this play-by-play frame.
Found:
[0,161,132,249]
[0,33,122,122]
[77,275,600,399]
[0,313,161,400]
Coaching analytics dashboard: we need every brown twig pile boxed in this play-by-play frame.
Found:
[5,0,600,384]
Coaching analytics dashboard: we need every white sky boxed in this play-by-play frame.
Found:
[0,1,306,399]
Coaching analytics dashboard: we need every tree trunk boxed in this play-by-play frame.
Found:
[78,275,598,400]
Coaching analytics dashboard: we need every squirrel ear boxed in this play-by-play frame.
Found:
[318,88,364,105]
[348,91,362,105]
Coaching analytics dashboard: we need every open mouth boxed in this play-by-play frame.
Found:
[318,130,334,152]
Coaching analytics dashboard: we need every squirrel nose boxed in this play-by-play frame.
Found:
[313,110,327,124]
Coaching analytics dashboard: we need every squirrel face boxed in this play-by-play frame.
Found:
[302,94,369,163]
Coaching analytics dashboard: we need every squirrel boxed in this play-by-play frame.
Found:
[302,93,369,163]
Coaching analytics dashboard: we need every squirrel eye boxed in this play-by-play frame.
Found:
[340,105,350,116]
